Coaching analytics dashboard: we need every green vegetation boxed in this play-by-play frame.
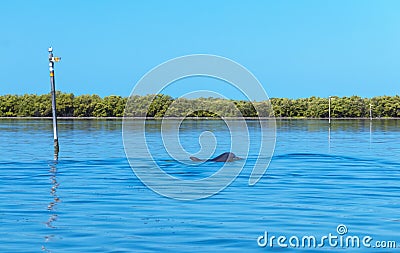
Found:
[0,92,399,118]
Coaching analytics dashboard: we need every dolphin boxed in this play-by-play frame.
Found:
[190,152,242,162]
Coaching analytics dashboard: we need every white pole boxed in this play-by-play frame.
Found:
[48,47,61,159]
[328,96,331,124]
[369,103,372,120]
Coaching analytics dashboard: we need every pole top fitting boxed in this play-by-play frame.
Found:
[48,47,53,52]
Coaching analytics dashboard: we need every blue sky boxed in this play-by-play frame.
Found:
[0,0,399,99]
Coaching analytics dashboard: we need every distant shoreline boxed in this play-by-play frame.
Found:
[1,93,399,118]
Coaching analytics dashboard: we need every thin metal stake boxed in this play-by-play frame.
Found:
[328,96,331,124]
[48,47,61,160]
[369,103,372,120]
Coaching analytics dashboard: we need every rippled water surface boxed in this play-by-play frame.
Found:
[0,119,399,252]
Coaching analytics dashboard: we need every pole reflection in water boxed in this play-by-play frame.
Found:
[328,125,331,152]
[54,147,58,161]
[369,120,372,147]
[42,161,60,252]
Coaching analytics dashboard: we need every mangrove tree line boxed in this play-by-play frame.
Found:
[0,92,399,118]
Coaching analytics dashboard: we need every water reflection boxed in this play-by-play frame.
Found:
[274,119,399,132]
[1,118,397,133]
[370,120,372,145]
[0,118,123,133]
[326,119,380,152]
[328,125,331,152]
[42,161,60,252]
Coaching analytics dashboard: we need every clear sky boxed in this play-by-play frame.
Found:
[0,0,399,99]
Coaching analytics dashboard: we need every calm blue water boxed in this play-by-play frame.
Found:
[0,119,399,252]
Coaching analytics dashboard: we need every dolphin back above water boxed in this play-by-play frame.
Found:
[190,152,242,162]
